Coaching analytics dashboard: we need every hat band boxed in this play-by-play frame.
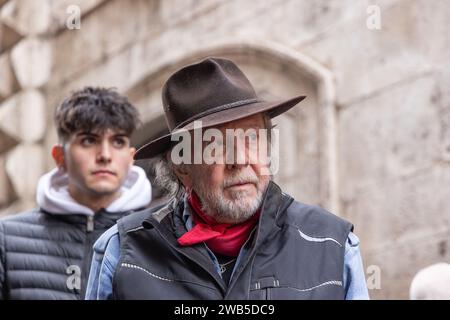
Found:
[172,98,261,131]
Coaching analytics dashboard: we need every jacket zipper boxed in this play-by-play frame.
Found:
[225,218,271,298]
[86,215,94,232]
[75,215,95,297]
[225,189,293,298]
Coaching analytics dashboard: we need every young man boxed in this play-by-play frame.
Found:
[86,58,369,300]
[0,87,151,299]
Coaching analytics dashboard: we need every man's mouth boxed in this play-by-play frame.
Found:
[92,170,116,176]
[225,181,256,189]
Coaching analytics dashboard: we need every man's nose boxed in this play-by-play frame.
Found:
[225,136,250,169]
[96,141,112,164]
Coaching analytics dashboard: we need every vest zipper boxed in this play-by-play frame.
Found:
[81,215,95,297]
[225,215,272,297]
[86,215,94,232]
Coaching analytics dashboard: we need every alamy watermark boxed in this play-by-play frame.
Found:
[366,5,382,30]
[366,264,381,290]
[66,265,81,290]
[66,5,81,30]
[169,121,279,175]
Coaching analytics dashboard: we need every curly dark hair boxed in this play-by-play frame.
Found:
[54,86,140,142]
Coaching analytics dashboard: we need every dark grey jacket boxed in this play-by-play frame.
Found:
[0,209,130,299]
[112,182,353,299]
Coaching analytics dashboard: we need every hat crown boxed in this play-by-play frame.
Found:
[162,57,258,130]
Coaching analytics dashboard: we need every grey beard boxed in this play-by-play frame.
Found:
[195,180,268,224]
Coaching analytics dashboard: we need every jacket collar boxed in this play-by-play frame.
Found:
[37,166,152,216]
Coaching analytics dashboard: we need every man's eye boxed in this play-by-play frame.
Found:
[113,138,126,147]
[81,137,95,146]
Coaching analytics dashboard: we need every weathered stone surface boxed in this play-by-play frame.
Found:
[47,0,109,34]
[432,67,450,163]
[0,90,46,142]
[0,155,16,208]
[274,110,321,207]
[49,0,385,90]
[0,52,19,100]
[0,22,22,53]
[338,74,450,284]
[5,143,44,199]
[275,113,298,181]
[302,0,450,106]
[0,128,18,154]
[364,225,450,299]
[339,74,442,199]
[50,0,159,88]
[49,0,241,87]
[343,163,450,300]
[343,163,450,248]
[10,37,52,88]
[0,198,35,217]
[0,0,51,35]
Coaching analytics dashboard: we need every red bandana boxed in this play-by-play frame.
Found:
[177,190,260,257]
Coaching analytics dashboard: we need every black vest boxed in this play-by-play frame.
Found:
[0,209,131,299]
[113,182,353,299]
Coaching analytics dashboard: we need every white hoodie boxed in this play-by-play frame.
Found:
[36,165,152,216]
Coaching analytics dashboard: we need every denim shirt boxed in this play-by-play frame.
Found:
[86,200,370,300]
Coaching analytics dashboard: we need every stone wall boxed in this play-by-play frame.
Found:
[0,0,449,299]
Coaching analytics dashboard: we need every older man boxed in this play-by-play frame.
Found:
[86,58,369,300]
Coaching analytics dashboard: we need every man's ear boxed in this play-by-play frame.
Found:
[172,162,192,189]
[164,150,192,188]
[51,144,66,169]
[129,147,136,165]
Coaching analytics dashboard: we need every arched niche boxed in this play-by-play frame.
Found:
[128,42,338,213]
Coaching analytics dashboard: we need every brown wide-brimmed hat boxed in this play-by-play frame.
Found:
[134,57,306,159]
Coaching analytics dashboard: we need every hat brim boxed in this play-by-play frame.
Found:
[134,95,306,160]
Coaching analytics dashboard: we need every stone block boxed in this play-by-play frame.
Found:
[0,0,51,35]
[0,89,46,142]
[0,155,16,208]
[339,74,442,199]
[50,0,160,87]
[0,127,18,153]
[431,67,450,162]
[0,198,35,217]
[47,0,109,34]
[342,165,450,255]
[5,143,44,199]
[0,22,22,53]
[0,52,19,100]
[301,0,450,106]
[364,227,450,299]
[10,37,52,88]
